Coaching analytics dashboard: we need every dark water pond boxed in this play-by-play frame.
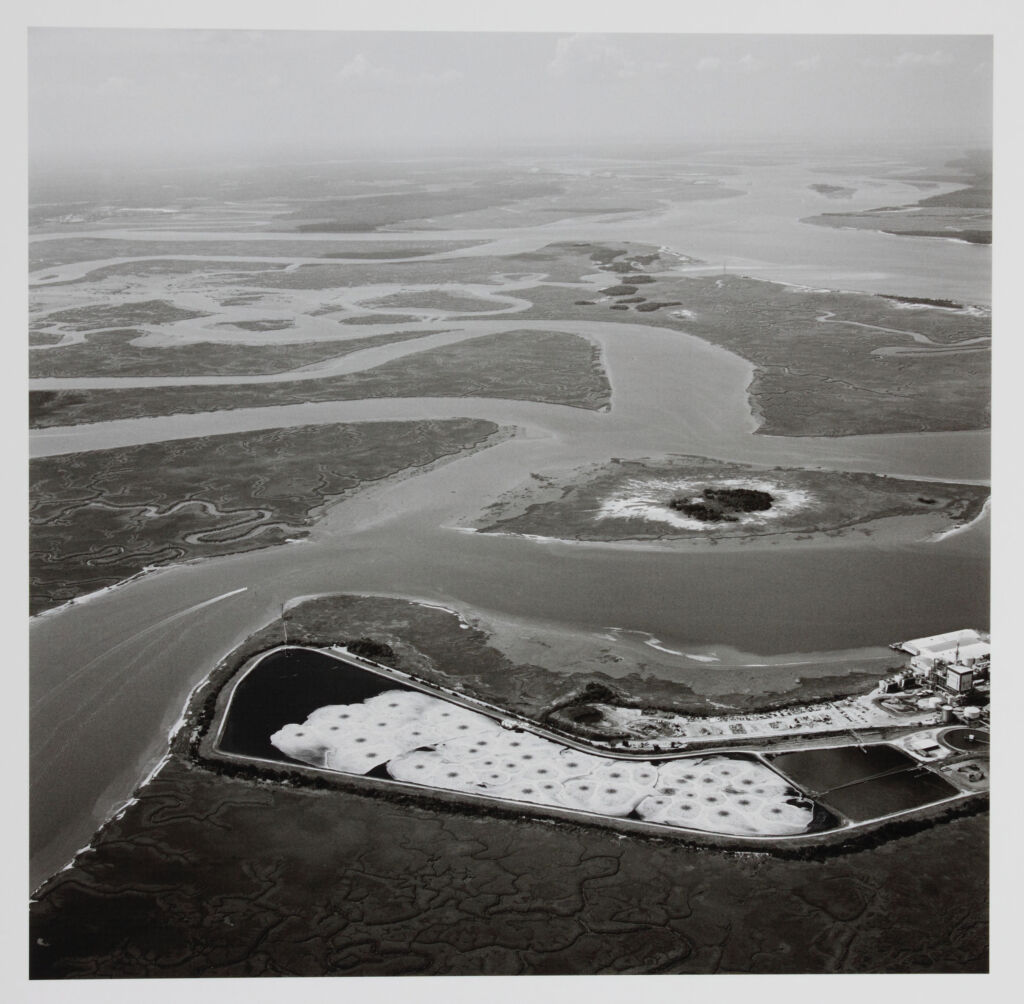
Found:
[769,744,915,792]
[820,770,960,823]
[216,648,409,762]
[769,744,959,823]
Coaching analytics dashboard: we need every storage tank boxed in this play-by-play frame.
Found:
[962,706,982,720]
[941,705,955,724]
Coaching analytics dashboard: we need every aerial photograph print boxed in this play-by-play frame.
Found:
[24,11,998,986]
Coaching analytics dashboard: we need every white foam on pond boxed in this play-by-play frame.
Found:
[636,756,814,836]
[270,689,499,772]
[596,476,813,532]
[268,690,818,836]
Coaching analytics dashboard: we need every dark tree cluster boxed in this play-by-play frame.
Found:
[345,637,395,661]
[668,487,774,522]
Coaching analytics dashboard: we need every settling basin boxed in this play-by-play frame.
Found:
[767,745,961,823]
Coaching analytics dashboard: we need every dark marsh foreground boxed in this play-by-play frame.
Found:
[29,758,988,977]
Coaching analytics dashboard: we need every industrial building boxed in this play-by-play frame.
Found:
[893,628,989,692]
[878,628,991,727]
[895,628,990,671]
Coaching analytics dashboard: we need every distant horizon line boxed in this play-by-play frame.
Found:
[29,137,993,177]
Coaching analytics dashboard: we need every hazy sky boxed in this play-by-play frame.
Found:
[29,30,992,166]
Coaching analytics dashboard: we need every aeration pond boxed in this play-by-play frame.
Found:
[210,646,840,840]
